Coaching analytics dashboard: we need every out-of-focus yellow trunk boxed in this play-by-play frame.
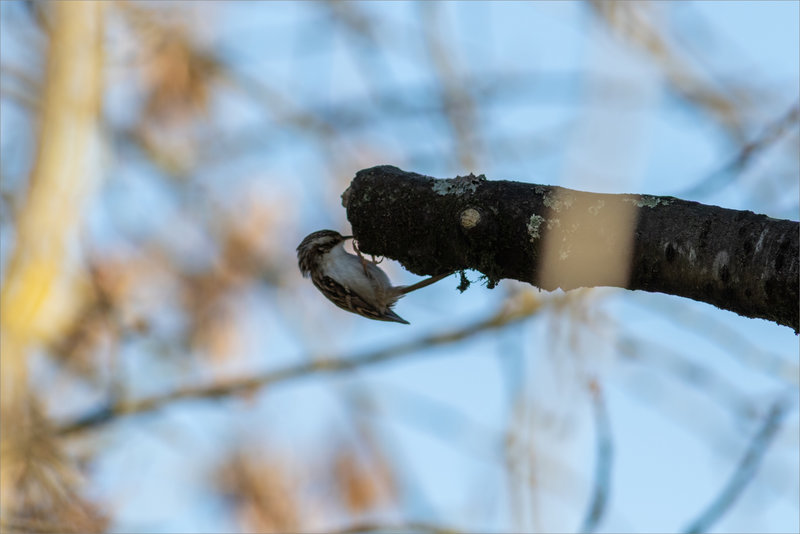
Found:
[0,0,104,519]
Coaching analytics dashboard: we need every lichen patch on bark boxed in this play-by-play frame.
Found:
[527,214,545,241]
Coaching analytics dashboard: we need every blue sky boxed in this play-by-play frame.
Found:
[1,2,798,533]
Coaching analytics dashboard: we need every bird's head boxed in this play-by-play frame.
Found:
[296,229,352,277]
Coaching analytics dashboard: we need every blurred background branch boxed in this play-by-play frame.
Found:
[1,2,105,530]
[580,380,613,533]
[56,291,545,436]
[683,395,795,534]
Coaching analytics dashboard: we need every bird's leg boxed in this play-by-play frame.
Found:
[349,237,451,294]
[351,238,372,276]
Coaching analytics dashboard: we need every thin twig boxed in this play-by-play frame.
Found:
[632,295,799,386]
[419,2,479,170]
[616,335,757,418]
[324,520,462,534]
[682,394,794,534]
[56,293,544,436]
[580,380,614,533]
[681,102,800,198]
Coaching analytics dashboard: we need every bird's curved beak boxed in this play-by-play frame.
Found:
[342,235,354,240]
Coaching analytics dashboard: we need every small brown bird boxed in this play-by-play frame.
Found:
[297,229,450,324]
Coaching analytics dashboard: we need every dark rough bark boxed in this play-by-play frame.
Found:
[342,166,799,332]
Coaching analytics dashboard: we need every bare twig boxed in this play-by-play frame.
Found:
[589,1,752,141]
[681,102,800,199]
[420,3,480,170]
[580,380,614,533]
[56,293,545,436]
[682,395,794,534]
[617,335,757,418]
[633,295,799,386]
[324,520,462,534]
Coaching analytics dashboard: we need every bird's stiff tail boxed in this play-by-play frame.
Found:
[398,271,454,296]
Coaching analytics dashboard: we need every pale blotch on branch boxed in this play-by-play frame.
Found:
[460,207,481,230]
[588,199,605,215]
[543,191,574,212]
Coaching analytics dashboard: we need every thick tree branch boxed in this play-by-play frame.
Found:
[342,166,799,332]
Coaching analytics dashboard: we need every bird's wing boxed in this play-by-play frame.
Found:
[316,275,409,324]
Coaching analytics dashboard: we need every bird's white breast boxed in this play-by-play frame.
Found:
[322,244,396,306]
